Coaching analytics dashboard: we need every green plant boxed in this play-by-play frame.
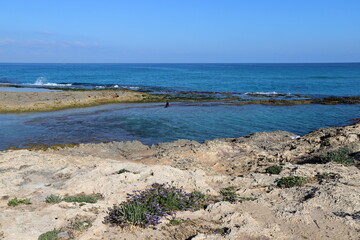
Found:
[71,219,92,231]
[45,195,62,203]
[169,219,183,225]
[213,227,231,236]
[319,148,354,165]
[38,229,60,240]
[63,195,97,203]
[45,193,102,204]
[276,176,307,188]
[104,184,207,228]
[238,197,257,202]
[66,215,94,233]
[7,198,31,207]
[116,168,131,174]
[220,187,238,203]
[265,165,283,175]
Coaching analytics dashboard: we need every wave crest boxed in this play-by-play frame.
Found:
[245,91,279,95]
[32,77,72,87]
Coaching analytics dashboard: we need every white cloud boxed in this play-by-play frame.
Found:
[0,38,17,45]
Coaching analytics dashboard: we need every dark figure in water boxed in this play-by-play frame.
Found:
[165,101,170,108]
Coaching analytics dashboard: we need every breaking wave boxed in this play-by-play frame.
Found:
[31,77,73,87]
[245,91,283,95]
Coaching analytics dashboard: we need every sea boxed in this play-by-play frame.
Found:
[0,63,359,150]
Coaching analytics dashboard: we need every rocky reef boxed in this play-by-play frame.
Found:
[0,123,359,239]
[1,87,360,113]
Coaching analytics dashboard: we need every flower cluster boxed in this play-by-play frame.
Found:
[103,184,207,228]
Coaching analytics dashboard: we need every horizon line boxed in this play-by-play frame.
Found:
[0,62,359,64]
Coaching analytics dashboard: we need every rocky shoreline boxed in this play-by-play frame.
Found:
[0,123,359,239]
[1,87,360,113]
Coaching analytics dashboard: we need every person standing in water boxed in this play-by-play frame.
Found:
[165,101,169,108]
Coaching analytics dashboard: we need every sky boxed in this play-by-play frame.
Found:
[0,0,359,63]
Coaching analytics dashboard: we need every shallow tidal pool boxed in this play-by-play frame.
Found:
[0,102,359,150]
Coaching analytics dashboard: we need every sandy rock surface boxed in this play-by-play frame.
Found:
[50,123,360,175]
[0,124,359,239]
[0,90,147,112]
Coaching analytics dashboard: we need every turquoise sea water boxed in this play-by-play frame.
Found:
[1,63,360,96]
[0,63,359,149]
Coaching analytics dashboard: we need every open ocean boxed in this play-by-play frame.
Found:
[0,63,359,149]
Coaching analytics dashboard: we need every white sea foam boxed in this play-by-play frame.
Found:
[114,85,140,90]
[34,77,47,85]
[246,91,294,96]
[97,85,139,90]
[245,91,279,95]
[31,77,72,87]
[125,86,140,90]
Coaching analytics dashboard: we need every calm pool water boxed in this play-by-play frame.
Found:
[0,102,358,150]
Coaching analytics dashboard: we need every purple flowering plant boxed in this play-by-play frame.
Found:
[103,183,207,228]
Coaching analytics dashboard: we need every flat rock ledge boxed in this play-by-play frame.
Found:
[0,90,148,113]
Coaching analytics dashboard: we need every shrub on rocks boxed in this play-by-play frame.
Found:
[220,186,238,203]
[265,165,283,175]
[45,193,103,204]
[319,148,355,165]
[276,176,307,188]
[38,229,61,240]
[7,198,31,207]
[103,183,207,228]
[45,195,62,203]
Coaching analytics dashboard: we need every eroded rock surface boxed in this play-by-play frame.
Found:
[0,123,359,239]
[47,123,360,175]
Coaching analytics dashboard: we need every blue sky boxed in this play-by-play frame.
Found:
[0,0,359,63]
